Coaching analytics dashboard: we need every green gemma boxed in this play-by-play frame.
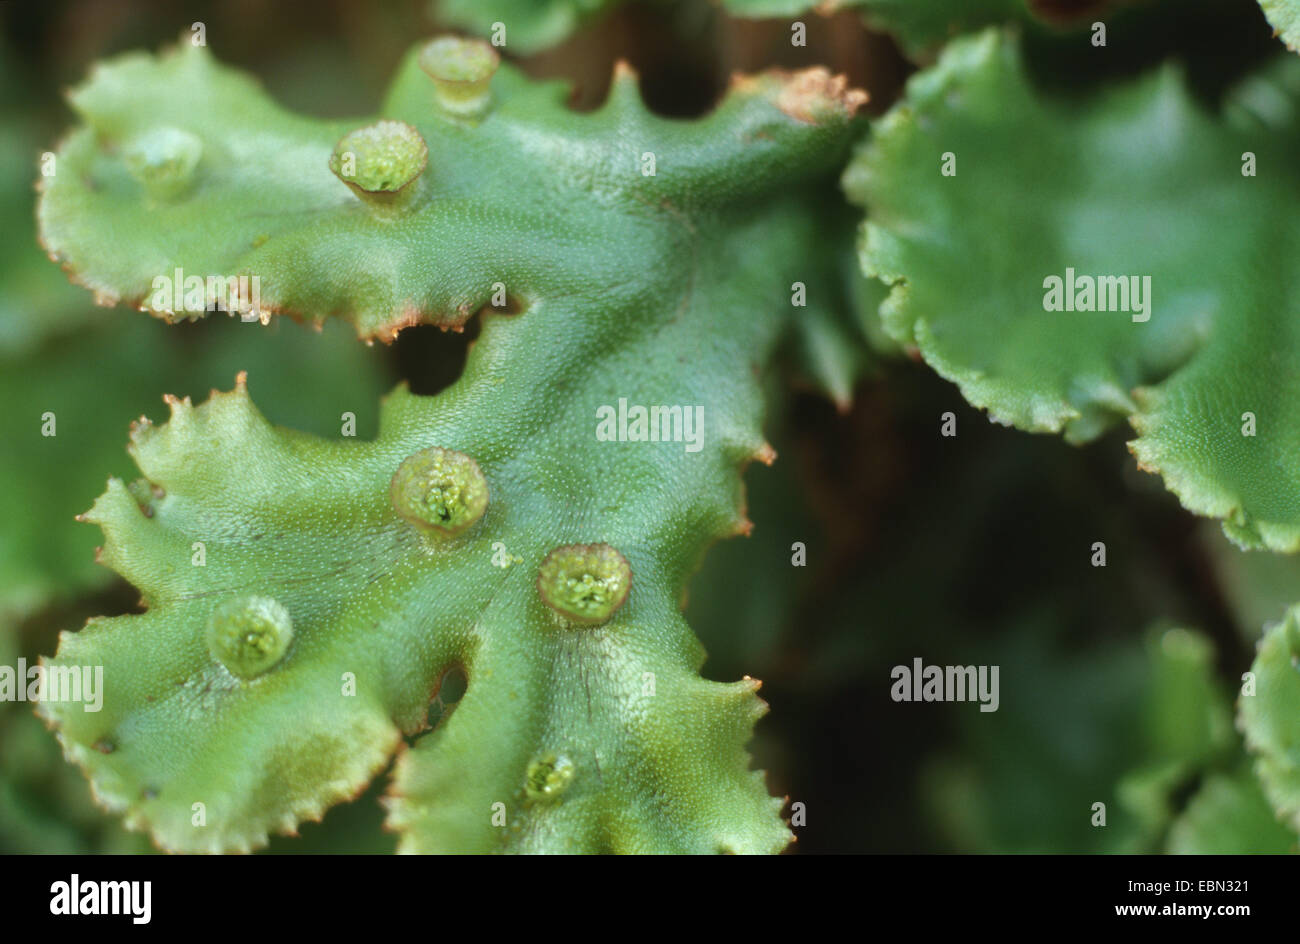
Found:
[419,36,499,117]
[206,595,294,679]
[525,753,575,802]
[329,119,428,212]
[390,446,489,536]
[537,543,632,626]
[122,126,203,200]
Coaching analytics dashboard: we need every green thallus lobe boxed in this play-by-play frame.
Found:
[537,543,632,626]
[36,28,861,852]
